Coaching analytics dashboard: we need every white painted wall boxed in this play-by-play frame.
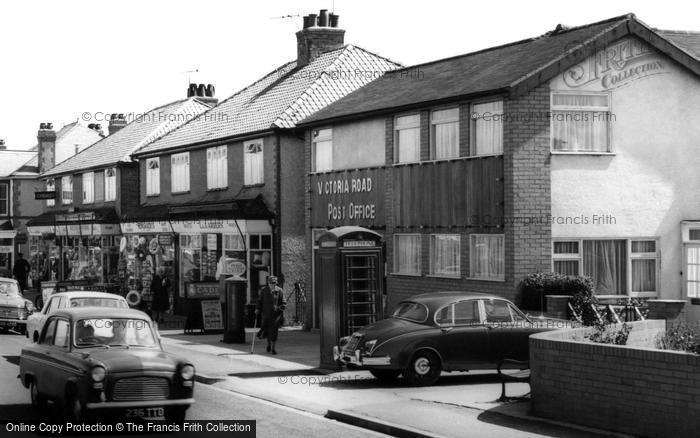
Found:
[549,36,700,318]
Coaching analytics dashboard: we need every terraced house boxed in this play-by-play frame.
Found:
[130,10,399,321]
[300,13,700,327]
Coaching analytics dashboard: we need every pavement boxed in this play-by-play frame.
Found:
[158,327,620,438]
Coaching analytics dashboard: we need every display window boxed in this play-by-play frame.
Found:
[118,234,176,311]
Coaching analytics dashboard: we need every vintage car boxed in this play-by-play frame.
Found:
[0,278,35,334]
[19,307,195,422]
[26,291,129,342]
[334,291,566,386]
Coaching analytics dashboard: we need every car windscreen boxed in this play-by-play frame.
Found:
[74,318,157,348]
[0,282,20,297]
[70,298,128,308]
[391,301,429,323]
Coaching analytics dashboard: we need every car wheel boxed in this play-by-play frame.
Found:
[66,393,87,423]
[30,381,47,411]
[404,350,441,386]
[369,369,401,382]
[32,331,39,343]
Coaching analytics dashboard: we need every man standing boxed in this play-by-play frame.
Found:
[12,253,31,292]
[255,276,285,354]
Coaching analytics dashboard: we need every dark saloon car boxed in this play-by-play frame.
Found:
[334,292,564,386]
[19,307,194,422]
[0,278,35,334]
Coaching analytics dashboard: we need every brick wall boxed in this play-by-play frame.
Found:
[531,320,700,437]
[118,164,140,216]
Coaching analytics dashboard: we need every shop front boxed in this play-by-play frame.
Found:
[0,221,17,279]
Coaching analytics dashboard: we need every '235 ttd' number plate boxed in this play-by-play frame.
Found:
[125,407,165,420]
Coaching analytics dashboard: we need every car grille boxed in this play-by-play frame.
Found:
[112,377,170,401]
[342,333,363,355]
[0,306,21,319]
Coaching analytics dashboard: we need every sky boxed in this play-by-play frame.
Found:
[0,0,698,148]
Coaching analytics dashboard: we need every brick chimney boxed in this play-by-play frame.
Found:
[0,139,6,150]
[187,83,218,107]
[108,114,127,135]
[296,9,345,67]
[37,122,56,174]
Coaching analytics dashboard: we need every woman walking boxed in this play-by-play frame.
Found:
[255,276,285,354]
[151,267,171,324]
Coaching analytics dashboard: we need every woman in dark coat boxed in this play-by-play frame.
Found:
[255,276,285,354]
[151,267,170,324]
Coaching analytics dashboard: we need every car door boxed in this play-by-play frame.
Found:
[482,299,531,362]
[34,318,58,399]
[35,297,59,337]
[436,300,489,370]
[45,319,75,401]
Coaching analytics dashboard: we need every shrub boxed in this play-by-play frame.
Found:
[519,272,594,312]
[656,323,700,354]
[586,321,631,345]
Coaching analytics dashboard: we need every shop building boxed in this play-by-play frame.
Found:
[131,10,400,320]
[300,14,700,325]
[27,95,211,305]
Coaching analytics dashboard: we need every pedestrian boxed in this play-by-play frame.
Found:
[12,253,31,292]
[255,276,286,354]
[151,267,170,324]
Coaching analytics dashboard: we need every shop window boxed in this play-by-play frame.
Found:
[179,234,202,293]
[469,234,504,280]
[0,183,8,215]
[244,140,264,186]
[551,93,611,153]
[221,234,246,276]
[471,101,503,155]
[44,179,55,207]
[394,114,420,164]
[429,234,460,277]
[61,176,73,205]
[249,233,272,301]
[82,172,94,204]
[146,158,160,195]
[312,128,333,172]
[171,153,190,193]
[104,168,116,201]
[393,234,421,275]
[94,172,104,202]
[430,108,459,160]
[206,146,228,190]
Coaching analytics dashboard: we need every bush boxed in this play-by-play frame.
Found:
[586,321,631,345]
[656,323,700,354]
[519,272,594,312]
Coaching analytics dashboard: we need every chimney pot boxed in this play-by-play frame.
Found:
[329,13,339,28]
[47,123,53,129]
[308,13,317,26]
[296,12,345,67]
[40,123,46,129]
[206,84,215,97]
[197,84,206,97]
[318,9,329,26]
[187,83,197,97]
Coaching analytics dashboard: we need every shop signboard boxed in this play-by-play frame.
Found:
[171,219,251,234]
[225,260,247,277]
[157,234,174,246]
[56,212,96,222]
[200,299,223,330]
[310,168,385,228]
[0,246,12,253]
[34,191,56,200]
[120,221,172,234]
[186,282,220,299]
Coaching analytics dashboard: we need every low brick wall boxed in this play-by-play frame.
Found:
[530,320,700,437]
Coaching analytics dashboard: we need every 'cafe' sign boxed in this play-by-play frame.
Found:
[311,168,384,227]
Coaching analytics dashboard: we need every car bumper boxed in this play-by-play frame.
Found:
[0,319,27,327]
[86,398,195,410]
[332,346,392,367]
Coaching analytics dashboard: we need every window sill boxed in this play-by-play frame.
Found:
[146,194,160,198]
[243,183,264,188]
[426,274,462,279]
[550,151,616,156]
[171,191,191,196]
[389,272,422,277]
[207,187,228,192]
[465,277,506,282]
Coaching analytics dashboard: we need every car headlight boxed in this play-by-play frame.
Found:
[364,339,377,353]
[180,364,195,380]
[91,366,106,382]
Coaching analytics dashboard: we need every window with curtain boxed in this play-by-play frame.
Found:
[244,140,264,185]
[394,114,420,163]
[94,172,104,202]
[551,93,610,152]
[582,240,627,295]
[394,234,421,275]
[82,172,94,204]
[313,128,333,172]
[46,179,55,207]
[104,168,116,201]
[171,153,190,193]
[472,101,503,155]
[62,176,73,205]
[431,108,459,159]
[631,240,657,293]
[146,158,160,195]
[552,241,581,276]
[206,146,227,189]
[430,234,460,276]
[0,183,7,215]
[469,234,504,280]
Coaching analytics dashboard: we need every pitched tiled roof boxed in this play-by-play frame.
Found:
[0,150,37,177]
[300,14,700,125]
[134,45,401,155]
[41,98,210,177]
[658,30,700,59]
[18,122,103,173]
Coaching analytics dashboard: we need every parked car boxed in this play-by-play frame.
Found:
[0,278,35,334]
[26,291,129,343]
[19,307,195,422]
[333,291,566,386]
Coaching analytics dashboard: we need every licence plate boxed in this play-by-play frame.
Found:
[125,407,165,420]
[0,321,9,327]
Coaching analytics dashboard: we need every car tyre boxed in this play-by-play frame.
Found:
[404,350,441,386]
[66,392,88,423]
[369,369,401,382]
[30,380,47,411]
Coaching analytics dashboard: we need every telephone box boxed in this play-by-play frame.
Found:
[316,226,384,369]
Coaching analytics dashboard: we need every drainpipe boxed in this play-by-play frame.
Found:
[274,132,282,279]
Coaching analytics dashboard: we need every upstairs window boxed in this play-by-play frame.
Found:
[244,140,264,185]
[472,101,503,155]
[0,183,7,215]
[206,146,228,190]
[312,129,333,172]
[431,108,459,159]
[82,172,94,204]
[551,93,611,153]
[104,168,116,201]
[394,114,420,163]
[146,158,160,196]
[61,176,73,205]
[94,172,104,202]
[171,153,190,193]
[46,179,55,207]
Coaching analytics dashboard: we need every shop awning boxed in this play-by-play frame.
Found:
[0,220,16,239]
[27,208,121,236]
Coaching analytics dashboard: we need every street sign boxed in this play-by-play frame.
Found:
[34,191,56,200]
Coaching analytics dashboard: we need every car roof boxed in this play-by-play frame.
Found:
[402,291,513,308]
[0,277,18,284]
[49,307,151,320]
[49,291,127,300]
